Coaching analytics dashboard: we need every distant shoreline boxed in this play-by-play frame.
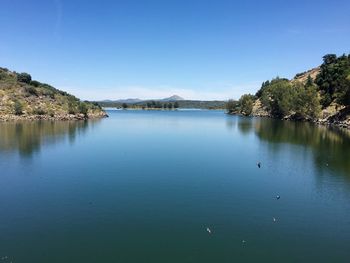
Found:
[103,107,224,111]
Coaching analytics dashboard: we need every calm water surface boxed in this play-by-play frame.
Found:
[0,110,350,262]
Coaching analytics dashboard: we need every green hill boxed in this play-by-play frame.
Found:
[0,67,107,121]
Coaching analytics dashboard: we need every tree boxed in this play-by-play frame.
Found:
[174,101,179,109]
[78,103,88,117]
[17,72,32,83]
[238,94,255,115]
[261,78,294,117]
[315,54,350,106]
[122,103,128,109]
[255,80,270,98]
[167,103,173,109]
[292,82,321,120]
[14,100,23,115]
[155,101,162,108]
[68,102,76,114]
[306,75,314,87]
[225,99,239,113]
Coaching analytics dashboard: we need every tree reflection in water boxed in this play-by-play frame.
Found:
[0,120,101,158]
[230,116,350,178]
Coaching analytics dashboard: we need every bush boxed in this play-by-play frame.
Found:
[25,86,38,96]
[33,108,46,115]
[30,80,41,87]
[14,101,23,115]
[17,73,32,84]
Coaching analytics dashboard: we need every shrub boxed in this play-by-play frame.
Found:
[30,80,41,87]
[25,86,38,96]
[33,108,46,115]
[14,101,23,115]
[17,73,32,84]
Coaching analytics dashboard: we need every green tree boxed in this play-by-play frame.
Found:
[315,54,350,106]
[78,103,88,117]
[122,103,128,109]
[306,75,314,87]
[261,78,294,117]
[167,103,173,109]
[255,80,270,98]
[225,99,239,113]
[239,94,255,115]
[174,101,179,109]
[292,82,321,120]
[155,101,162,108]
[68,102,77,114]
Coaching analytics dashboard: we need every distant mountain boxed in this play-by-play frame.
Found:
[114,98,142,104]
[161,95,184,101]
[95,94,226,109]
[99,95,184,104]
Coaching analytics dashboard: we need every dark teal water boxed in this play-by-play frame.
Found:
[0,110,350,262]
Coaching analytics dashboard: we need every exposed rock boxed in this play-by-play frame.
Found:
[251,99,270,117]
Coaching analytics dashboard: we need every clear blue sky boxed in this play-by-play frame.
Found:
[1,0,349,100]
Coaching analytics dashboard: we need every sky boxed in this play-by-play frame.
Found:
[1,0,349,101]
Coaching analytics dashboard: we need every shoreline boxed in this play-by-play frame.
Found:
[0,112,108,122]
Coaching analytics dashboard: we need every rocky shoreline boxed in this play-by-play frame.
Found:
[0,111,108,122]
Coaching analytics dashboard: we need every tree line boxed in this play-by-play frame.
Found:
[122,101,179,110]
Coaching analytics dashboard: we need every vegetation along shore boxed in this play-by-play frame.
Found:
[0,67,107,121]
[226,54,350,129]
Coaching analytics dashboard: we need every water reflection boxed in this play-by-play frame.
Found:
[0,120,101,157]
[230,117,350,177]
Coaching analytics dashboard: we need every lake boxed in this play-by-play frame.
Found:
[0,110,350,262]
